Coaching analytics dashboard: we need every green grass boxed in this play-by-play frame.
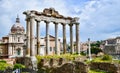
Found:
[89,69,108,73]
[90,55,113,63]
[36,53,81,62]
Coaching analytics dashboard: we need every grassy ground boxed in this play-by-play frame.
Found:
[36,53,81,62]
[36,54,120,73]
[89,69,108,73]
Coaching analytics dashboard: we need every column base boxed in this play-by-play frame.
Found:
[18,56,37,70]
[31,56,37,69]
[25,54,30,57]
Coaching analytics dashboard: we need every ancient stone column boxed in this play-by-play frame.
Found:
[69,24,74,54]
[62,24,66,54]
[45,21,50,55]
[36,21,40,55]
[76,23,80,54]
[30,16,35,56]
[54,22,60,55]
[88,38,92,60]
[26,18,30,57]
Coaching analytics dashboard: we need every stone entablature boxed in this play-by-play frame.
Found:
[23,8,79,24]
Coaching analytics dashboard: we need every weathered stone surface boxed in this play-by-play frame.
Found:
[38,59,45,69]
[37,58,88,73]
[90,62,120,73]
[15,57,37,70]
[51,63,75,73]
[74,61,88,73]
[58,58,64,66]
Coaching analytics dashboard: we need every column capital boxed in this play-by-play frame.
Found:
[30,13,35,18]
[76,22,80,25]
[35,19,41,23]
[44,21,50,24]
[53,22,58,25]
[69,23,73,26]
[25,18,30,21]
[61,23,66,26]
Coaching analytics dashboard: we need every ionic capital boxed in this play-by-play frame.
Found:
[29,13,35,18]
[35,19,40,23]
[25,18,30,21]
[69,23,73,26]
[76,22,80,25]
[61,23,66,26]
[44,21,50,24]
[53,22,58,25]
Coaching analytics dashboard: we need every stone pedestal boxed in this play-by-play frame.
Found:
[16,57,37,70]
[30,56,37,70]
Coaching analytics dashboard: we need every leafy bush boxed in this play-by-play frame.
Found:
[0,60,11,70]
[13,63,25,69]
[0,60,6,63]
[80,51,86,56]
[101,55,112,61]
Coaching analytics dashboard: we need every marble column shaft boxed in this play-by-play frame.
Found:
[55,23,59,55]
[26,19,30,56]
[36,21,40,55]
[76,23,80,54]
[88,38,92,60]
[46,21,50,55]
[70,24,74,54]
[30,17,35,56]
[62,24,66,54]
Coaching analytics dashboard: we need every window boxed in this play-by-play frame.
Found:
[0,48,2,54]
[18,37,20,42]
[17,48,21,55]
[50,47,52,51]
[14,37,15,41]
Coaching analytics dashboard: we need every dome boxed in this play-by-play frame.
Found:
[11,16,25,34]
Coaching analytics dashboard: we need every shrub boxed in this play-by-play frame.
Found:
[0,61,11,70]
[0,60,6,63]
[80,51,86,56]
[101,55,112,61]
[13,63,25,69]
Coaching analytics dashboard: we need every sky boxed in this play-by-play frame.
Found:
[0,0,120,42]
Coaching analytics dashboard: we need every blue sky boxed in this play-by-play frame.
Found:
[0,0,120,42]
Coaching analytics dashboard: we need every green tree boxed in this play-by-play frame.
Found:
[87,41,102,54]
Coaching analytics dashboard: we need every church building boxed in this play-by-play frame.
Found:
[0,16,61,58]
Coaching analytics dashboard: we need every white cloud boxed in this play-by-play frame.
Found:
[77,0,120,41]
[0,0,120,42]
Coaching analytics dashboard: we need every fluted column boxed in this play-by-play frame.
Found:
[36,21,40,55]
[54,22,60,55]
[45,21,50,55]
[62,24,66,54]
[26,18,30,57]
[69,24,74,54]
[76,23,80,54]
[30,17,35,56]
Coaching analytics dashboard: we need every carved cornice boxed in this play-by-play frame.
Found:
[23,8,79,24]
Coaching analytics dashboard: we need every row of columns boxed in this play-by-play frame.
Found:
[26,17,80,56]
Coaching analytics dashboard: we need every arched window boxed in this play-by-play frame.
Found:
[17,48,21,55]
[0,48,2,54]
[50,47,52,51]
[18,37,20,42]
